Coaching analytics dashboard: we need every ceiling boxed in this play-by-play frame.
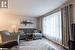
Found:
[8,0,68,17]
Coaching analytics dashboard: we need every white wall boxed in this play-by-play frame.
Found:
[36,17,42,30]
[19,16,37,28]
[8,0,38,29]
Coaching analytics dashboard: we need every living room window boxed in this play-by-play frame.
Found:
[42,11,62,44]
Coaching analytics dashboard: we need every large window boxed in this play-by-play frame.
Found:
[42,11,62,44]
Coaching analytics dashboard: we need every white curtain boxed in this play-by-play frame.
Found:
[42,11,62,44]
